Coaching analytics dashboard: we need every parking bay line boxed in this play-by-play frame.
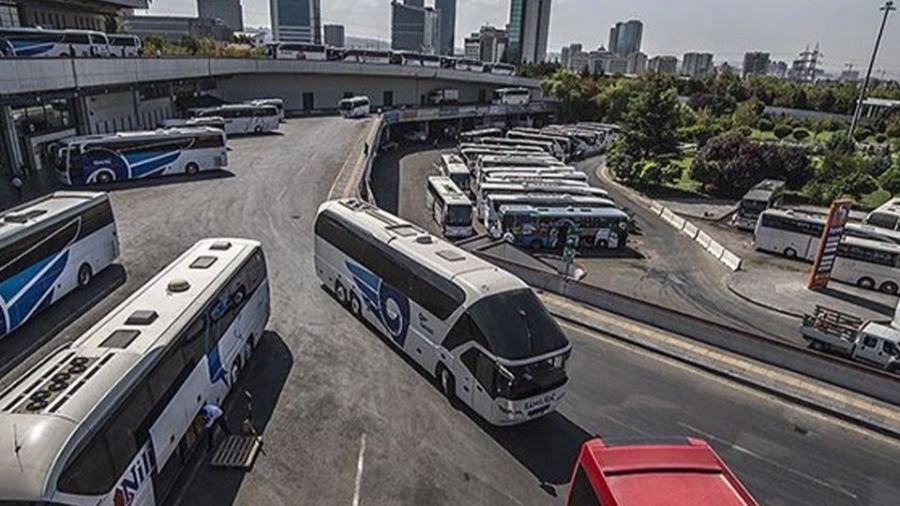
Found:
[351,433,367,506]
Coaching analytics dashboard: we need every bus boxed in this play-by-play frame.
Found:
[483,194,616,228]
[426,176,474,238]
[314,199,571,425]
[458,142,545,153]
[0,192,118,339]
[438,154,472,192]
[460,149,552,168]
[864,197,900,231]
[341,49,393,64]
[732,179,785,231]
[267,42,327,60]
[55,127,227,185]
[480,171,590,191]
[508,130,572,159]
[844,223,900,245]
[499,204,630,250]
[459,128,503,143]
[0,238,269,506]
[471,137,558,156]
[477,181,608,218]
[753,209,824,261]
[833,236,900,294]
[159,116,227,134]
[107,34,141,57]
[338,96,371,118]
[492,88,531,105]
[397,51,442,67]
[486,62,516,76]
[249,98,286,122]
[476,154,565,171]
[453,58,485,72]
[0,27,108,57]
[567,437,760,506]
[191,104,280,135]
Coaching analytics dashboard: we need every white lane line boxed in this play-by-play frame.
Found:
[678,422,858,500]
[351,433,367,506]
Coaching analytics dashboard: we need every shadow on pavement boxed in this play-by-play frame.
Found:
[164,330,293,506]
[71,170,235,193]
[0,264,126,378]
[819,286,895,316]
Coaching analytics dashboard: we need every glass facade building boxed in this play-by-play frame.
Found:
[270,0,321,44]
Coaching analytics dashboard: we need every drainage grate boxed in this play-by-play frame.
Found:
[210,435,262,469]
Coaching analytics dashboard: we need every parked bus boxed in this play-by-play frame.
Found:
[567,437,760,506]
[492,88,531,105]
[438,154,472,192]
[459,128,503,143]
[500,205,630,250]
[477,181,608,218]
[341,49,393,64]
[833,236,900,294]
[0,238,268,506]
[486,62,516,76]
[107,33,142,57]
[398,51,442,67]
[267,42,327,60]
[426,176,474,238]
[0,27,107,57]
[508,130,572,159]
[483,193,616,228]
[0,192,118,339]
[844,222,900,245]
[458,142,545,154]
[864,197,900,232]
[191,104,280,135]
[476,154,565,171]
[249,98,286,121]
[460,149,552,168]
[753,209,825,261]
[473,137,558,156]
[159,116,227,134]
[453,58,485,72]
[481,171,590,191]
[314,200,571,425]
[55,127,228,185]
[732,179,785,231]
[338,96,371,118]
[427,88,460,105]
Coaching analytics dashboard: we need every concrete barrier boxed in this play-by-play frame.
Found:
[695,230,712,249]
[681,222,699,240]
[649,201,664,215]
[721,250,743,271]
[707,239,725,260]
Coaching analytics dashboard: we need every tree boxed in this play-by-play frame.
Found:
[792,128,810,141]
[678,107,723,147]
[619,75,682,158]
[732,98,765,129]
[542,69,601,122]
[879,163,900,194]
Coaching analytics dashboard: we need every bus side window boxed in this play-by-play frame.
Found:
[568,465,602,506]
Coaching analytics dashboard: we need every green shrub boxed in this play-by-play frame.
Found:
[774,124,792,139]
[854,128,872,143]
[876,133,888,144]
[792,128,810,141]
[758,118,774,132]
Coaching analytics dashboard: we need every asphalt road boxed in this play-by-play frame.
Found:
[1,123,897,506]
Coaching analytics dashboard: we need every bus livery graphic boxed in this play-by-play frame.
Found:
[346,261,410,346]
[83,147,182,183]
[113,448,154,506]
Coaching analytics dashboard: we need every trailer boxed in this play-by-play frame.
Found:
[801,306,900,372]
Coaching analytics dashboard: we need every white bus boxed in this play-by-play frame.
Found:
[480,171,590,191]
[55,127,227,185]
[732,179,785,231]
[159,116,227,134]
[398,51,442,67]
[0,238,268,506]
[833,237,900,294]
[483,193,616,228]
[0,27,108,57]
[341,49,393,64]
[107,33,141,57]
[476,154,565,171]
[487,63,516,76]
[458,142,545,153]
[0,192,118,339]
[249,98,285,121]
[492,88,530,105]
[268,42,327,60]
[753,209,824,261]
[476,165,578,191]
[438,154,472,192]
[865,197,900,232]
[338,96,371,118]
[469,137,558,156]
[453,58,485,73]
[459,128,503,143]
[460,148,555,168]
[314,200,571,425]
[844,223,900,246]
[508,130,572,159]
[191,104,280,135]
[427,176,474,238]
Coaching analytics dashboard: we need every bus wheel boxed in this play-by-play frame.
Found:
[349,291,363,318]
[96,172,113,184]
[254,126,263,134]
[185,162,200,176]
[880,281,898,295]
[437,365,456,402]
[783,247,797,259]
[530,239,543,250]
[77,264,93,288]
[231,360,242,385]
[335,281,348,306]
[857,277,876,290]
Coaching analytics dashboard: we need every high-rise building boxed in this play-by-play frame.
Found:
[197,0,243,31]
[270,0,321,43]
[391,0,439,54]
[463,24,507,63]
[506,0,552,64]
[608,19,642,56]
[434,0,456,56]
[560,46,570,66]
[648,55,678,75]
[681,52,714,78]
[743,51,770,77]
[769,60,788,79]
[323,23,345,47]
[626,51,647,75]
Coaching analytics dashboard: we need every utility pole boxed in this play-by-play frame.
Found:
[849,1,896,140]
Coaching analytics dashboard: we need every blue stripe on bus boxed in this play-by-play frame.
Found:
[346,261,410,346]
[125,151,181,179]
[1,251,68,334]
[0,255,56,302]
[13,42,54,56]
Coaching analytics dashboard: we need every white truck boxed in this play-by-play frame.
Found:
[801,306,900,373]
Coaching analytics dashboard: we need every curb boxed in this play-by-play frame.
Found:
[724,279,805,319]
[550,307,900,440]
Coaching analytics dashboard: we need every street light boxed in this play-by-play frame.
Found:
[849,1,896,141]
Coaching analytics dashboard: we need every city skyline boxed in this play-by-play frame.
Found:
[142,0,900,75]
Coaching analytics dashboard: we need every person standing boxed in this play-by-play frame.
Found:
[10,175,23,202]
[201,402,232,451]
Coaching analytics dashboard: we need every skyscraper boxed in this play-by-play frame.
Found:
[270,0,321,44]
[506,0,552,64]
[464,25,507,63]
[197,0,243,31]
[681,52,714,78]
[324,24,345,47]
[608,20,642,56]
[743,51,770,77]
[391,0,439,54]
[435,0,456,56]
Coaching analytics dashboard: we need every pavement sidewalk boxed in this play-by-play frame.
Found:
[0,168,61,212]
[541,292,900,439]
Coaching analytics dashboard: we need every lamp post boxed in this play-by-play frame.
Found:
[849,1,896,141]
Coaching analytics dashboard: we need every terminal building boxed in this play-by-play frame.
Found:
[0,0,147,30]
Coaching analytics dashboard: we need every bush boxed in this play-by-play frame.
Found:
[792,128,810,141]
[758,118,774,132]
[876,133,888,144]
[879,165,900,194]
[737,126,753,137]
[774,124,793,139]
[854,128,873,143]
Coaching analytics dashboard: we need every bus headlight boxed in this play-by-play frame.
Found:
[618,221,628,231]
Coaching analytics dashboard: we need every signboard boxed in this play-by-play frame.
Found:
[807,199,853,290]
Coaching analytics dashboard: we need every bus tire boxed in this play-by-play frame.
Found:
[254,125,263,134]
[349,291,363,319]
[334,281,348,306]
[437,365,456,403]
[880,281,898,295]
[77,264,93,288]
[96,172,113,184]
[530,239,543,250]
[185,162,200,176]
[857,277,876,290]
[231,359,242,386]
[783,247,797,259]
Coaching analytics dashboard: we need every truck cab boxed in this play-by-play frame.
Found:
[854,322,900,369]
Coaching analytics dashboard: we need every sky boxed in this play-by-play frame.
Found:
[141,0,900,76]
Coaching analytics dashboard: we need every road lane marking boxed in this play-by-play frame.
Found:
[678,422,859,500]
[352,433,367,506]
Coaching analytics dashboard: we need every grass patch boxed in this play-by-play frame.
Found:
[859,188,891,210]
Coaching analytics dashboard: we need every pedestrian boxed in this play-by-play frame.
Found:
[363,142,370,157]
[201,402,232,451]
[11,175,23,202]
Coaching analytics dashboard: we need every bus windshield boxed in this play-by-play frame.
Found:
[468,288,568,360]
[739,199,768,214]
[446,204,472,226]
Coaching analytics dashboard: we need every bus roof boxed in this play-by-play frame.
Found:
[742,179,785,202]
[487,193,615,207]
[0,238,260,499]
[840,234,900,253]
[576,438,760,506]
[60,127,222,146]
[427,176,471,205]
[761,208,823,223]
[0,191,108,247]
[500,204,628,219]
[870,197,900,216]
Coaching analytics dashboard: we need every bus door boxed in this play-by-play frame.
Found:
[154,411,207,503]
[458,347,494,413]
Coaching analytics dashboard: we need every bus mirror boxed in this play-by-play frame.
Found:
[496,363,514,383]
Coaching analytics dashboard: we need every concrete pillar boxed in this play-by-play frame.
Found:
[1,106,24,177]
